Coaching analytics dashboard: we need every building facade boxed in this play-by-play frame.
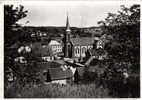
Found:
[48,40,63,53]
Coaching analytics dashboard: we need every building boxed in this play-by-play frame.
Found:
[48,40,63,54]
[64,15,100,58]
[31,31,47,37]
[38,60,74,85]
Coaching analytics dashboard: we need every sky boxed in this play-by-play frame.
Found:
[12,1,133,27]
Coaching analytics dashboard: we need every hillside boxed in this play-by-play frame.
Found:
[23,26,102,38]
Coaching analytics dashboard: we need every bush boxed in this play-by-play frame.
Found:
[101,60,140,98]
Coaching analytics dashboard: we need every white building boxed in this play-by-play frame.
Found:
[48,40,63,53]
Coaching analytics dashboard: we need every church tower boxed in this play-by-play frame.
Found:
[64,14,71,57]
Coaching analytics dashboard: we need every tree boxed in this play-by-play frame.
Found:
[4,5,28,47]
[98,4,140,97]
[98,4,140,71]
[4,5,28,85]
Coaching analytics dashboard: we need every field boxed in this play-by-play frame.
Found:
[5,82,110,98]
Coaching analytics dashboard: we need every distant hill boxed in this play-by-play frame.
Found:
[23,26,102,38]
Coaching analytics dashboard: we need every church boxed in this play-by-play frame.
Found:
[64,15,99,58]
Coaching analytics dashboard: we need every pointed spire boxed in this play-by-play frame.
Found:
[66,12,70,32]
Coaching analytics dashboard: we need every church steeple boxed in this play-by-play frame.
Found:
[66,13,71,32]
[64,13,71,58]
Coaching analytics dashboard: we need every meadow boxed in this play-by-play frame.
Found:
[5,82,110,98]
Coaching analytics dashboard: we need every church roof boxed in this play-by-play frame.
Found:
[71,37,97,46]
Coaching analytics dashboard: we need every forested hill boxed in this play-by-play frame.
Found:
[23,26,102,37]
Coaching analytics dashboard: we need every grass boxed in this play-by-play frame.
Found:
[5,82,110,98]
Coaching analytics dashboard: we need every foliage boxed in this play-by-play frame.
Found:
[83,59,108,83]
[4,5,28,46]
[97,4,140,97]
[30,42,53,59]
[6,42,54,85]
[4,5,28,81]
[102,60,140,97]
[98,4,140,74]
[98,5,140,27]
[12,62,41,86]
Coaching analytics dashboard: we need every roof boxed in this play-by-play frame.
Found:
[37,61,73,80]
[70,37,98,46]
[48,40,61,45]
[49,67,73,80]
[37,61,61,69]
[53,60,67,65]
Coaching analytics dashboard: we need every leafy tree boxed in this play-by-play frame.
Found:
[98,4,140,71]
[4,5,29,86]
[98,4,140,97]
[4,5,28,47]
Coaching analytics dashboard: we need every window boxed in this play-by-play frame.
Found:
[75,47,80,54]
[82,47,86,54]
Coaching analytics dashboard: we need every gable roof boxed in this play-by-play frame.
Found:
[38,61,73,80]
[37,61,61,69]
[70,37,99,46]
[48,40,61,45]
[49,67,73,80]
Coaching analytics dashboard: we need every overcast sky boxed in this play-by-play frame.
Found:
[12,1,133,27]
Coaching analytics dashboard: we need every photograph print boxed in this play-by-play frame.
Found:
[4,1,140,98]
